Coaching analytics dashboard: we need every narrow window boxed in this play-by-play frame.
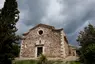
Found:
[73,52,75,56]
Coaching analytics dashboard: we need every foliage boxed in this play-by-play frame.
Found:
[0,0,19,64]
[13,60,37,64]
[37,54,47,64]
[77,24,95,64]
[13,60,80,64]
[12,44,20,57]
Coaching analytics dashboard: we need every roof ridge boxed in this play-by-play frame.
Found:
[23,24,63,35]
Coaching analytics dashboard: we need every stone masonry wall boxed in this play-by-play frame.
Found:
[64,40,69,57]
[20,26,61,58]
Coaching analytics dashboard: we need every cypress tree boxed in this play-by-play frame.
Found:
[0,0,20,64]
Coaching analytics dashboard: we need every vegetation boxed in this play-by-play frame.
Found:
[13,55,80,64]
[13,60,37,64]
[77,24,95,64]
[0,0,20,64]
[37,54,48,64]
[13,60,80,64]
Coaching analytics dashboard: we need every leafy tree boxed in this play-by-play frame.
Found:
[77,24,95,64]
[0,0,20,64]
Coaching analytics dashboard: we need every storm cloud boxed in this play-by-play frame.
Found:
[0,0,5,8]
[0,0,95,46]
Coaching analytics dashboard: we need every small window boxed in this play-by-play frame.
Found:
[73,52,75,56]
[39,30,43,35]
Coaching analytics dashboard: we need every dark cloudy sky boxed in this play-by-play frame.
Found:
[0,0,95,46]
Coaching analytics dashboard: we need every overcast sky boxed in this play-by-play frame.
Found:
[0,0,95,46]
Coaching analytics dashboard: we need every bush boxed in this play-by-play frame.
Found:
[13,60,37,64]
[37,54,47,64]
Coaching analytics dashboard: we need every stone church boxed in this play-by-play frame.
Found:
[20,24,76,60]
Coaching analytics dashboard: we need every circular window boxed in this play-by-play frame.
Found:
[39,30,43,35]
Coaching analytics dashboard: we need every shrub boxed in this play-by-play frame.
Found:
[37,54,47,64]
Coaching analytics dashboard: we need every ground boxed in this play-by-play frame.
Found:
[13,60,80,64]
[14,56,79,64]
[15,56,79,61]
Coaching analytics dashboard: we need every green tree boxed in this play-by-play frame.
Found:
[77,24,95,64]
[0,0,20,64]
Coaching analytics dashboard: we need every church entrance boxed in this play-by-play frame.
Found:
[37,47,43,57]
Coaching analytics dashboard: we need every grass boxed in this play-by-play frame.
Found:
[13,60,38,64]
[13,60,80,64]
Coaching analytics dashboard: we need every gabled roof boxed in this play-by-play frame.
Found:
[23,24,63,36]
[30,24,55,30]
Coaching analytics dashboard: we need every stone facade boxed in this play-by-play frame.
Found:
[20,24,77,59]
